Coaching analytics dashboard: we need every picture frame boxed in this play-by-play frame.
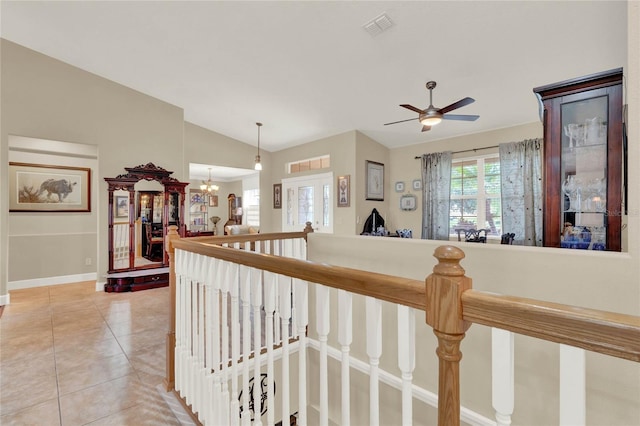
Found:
[366,160,384,201]
[9,162,91,212]
[412,179,422,190]
[115,195,129,219]
[337,175,350,207]
[209,195,218,207]
[273,183,282,209]
[395,181,405,192]
[400,194,417,211]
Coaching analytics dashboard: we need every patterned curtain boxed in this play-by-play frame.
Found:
[421,151,452,240]
[499,139,543,246]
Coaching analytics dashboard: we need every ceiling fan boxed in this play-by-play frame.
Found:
[384,81,479,132]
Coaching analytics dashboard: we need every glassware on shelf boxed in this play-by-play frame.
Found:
[564,123,583,149]
[561,175,581,212]
[585,117,606,146]
[591,226,606,250]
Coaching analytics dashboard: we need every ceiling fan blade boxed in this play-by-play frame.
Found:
[384,117,419,126]
[442,114,480,121]
[438,97,475,114]
[400,104,425,114]
[421,125,431,132]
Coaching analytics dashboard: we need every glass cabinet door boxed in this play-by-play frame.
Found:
[535,68,623,251]
[560,96,608,250]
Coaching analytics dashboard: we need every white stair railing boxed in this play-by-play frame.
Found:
[169,235,639,426]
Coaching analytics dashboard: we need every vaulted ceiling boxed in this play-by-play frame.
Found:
[1,1,628,153]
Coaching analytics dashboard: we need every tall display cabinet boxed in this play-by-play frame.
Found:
[533,68,624,251]
[104,163,188,292]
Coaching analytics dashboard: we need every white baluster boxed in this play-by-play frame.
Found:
[279,274,293,425]
[338,290,353,426]
[492,328,514,426]
[220,260,232,425]
[397,306,415,426]
[240,265,252,425]
[294,278,308,426]
[269,243,282,346]
[174,249,184,393]
[560,345,586,425]
[229,263,241,426]
[251,267,263,426]
[211,259,224,425]
[195,256,207,421]
[264,271,277,426]
[203,258,215,425]
[366,297,382,426]
[316,284,330,426]
[185,251,194,406]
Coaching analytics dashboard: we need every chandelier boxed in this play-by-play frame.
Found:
[200,168,219,194]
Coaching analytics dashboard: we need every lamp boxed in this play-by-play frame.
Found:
[254,122,263,171]
[200,168,219,194]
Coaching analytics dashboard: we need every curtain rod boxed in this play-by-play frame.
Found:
[414,144,500,159]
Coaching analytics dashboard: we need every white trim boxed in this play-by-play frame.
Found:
[8,272,98,291]
[0,293,10,305]
[306,338,496,426]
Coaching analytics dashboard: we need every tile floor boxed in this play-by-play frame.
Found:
[0,281,184,425]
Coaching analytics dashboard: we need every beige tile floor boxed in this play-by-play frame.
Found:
[0,281,184,426]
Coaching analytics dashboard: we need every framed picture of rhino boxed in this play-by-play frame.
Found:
[9,162,91,212]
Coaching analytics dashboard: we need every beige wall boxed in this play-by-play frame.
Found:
[183,122,272,231]
[270,131,357,234]
[387,122,542,236]
[7,137,99,283]
[355,131,391,234]
[0,41,270,291]
[1,39,185,292]
[306,233,640,425]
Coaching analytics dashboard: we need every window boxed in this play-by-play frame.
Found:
[287,155,330,174]
[243,188,260,227]
[449,156,501,236]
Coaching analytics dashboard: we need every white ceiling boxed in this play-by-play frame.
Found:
[0,1,628,155]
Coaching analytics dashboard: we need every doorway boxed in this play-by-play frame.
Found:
[281,172,333,233]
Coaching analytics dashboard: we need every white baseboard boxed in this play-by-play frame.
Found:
[0,293,10,305]
[8,272,98,291]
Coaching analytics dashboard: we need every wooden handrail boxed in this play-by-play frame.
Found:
[462,291,640,362]
[169,238,640,362]
[172,238,427,310]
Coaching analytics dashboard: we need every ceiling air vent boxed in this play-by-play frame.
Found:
[363,13,393,37]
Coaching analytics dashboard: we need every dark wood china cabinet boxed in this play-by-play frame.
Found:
[104,163,188,292]
[534,68,624,251]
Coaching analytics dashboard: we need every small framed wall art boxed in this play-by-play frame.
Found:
[400,194,417,211]
[273,183,282,209]
[395,181,405,192]
[337,175,350,207]
[412,179,422,190]
[115,196,129,219]
[366,160,384,201]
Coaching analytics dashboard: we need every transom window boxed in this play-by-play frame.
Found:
[449,156,502,236]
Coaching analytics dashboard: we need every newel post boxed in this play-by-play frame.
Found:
[303,221,314,241]
[163,225,181,391]
[425,245,472,426]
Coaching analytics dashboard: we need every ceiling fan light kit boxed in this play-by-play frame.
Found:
[385,80,479,132]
